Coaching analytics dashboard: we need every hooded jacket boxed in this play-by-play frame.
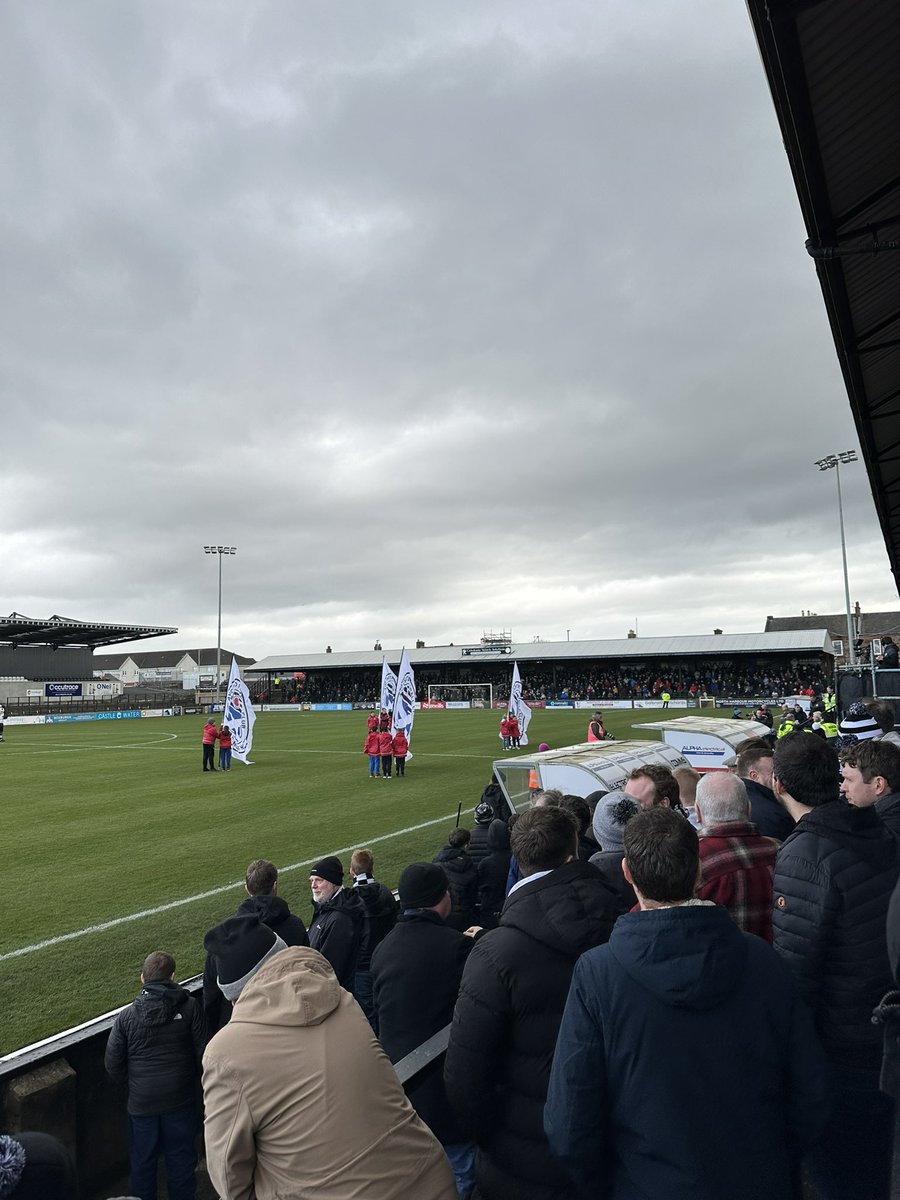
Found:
[444,859,618,1200]
[773,799,899,1070]
[544,905,831,1200]
[353,877,398,970]
[105,979,205,1115]
[203,892,310,1035]
[477,819,511,924]
[203,947,456,1200]
[741,777,794,841]
[432,845,480,931]
[308,887,365,989]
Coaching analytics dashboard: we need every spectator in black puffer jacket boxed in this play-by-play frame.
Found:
[203,858,309,1035]
[477,818,511,929]
[466,803,495,867]
[772,733,900,1200]
[433,828,480,931]
[105,951,205,1200]
[444,806,618,1200]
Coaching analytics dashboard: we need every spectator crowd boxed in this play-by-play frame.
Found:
[11,697,900,1200]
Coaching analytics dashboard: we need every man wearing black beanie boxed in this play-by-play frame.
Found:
[307,856,365,991]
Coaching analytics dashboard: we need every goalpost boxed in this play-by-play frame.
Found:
[426,683,494,709]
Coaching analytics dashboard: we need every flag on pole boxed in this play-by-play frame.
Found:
[224,657,256,764]
[508,661,532,746]
[380,657,398,718]
[391,647,416,759]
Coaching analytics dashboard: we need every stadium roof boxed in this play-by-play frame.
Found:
[92,648,255,670]
[0,613,177,650]
[746,0,900,595]
[248,630,835,673]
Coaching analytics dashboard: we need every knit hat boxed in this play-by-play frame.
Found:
[839,702,881,741]
[203,914,287,1001]
[309,856,344,886]
[592,792,640,851]
[0,1137,26,1199]
[398,863,449,909]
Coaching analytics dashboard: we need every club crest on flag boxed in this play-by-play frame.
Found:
[224,657,256,764]
[508,661,532,746]
[391,648,416,758]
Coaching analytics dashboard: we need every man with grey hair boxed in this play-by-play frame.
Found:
[694,772,779,942]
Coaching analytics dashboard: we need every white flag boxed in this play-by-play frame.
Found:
[508,661,532,746]
[391,647,416,759]
[380,657,398,717]
[223,657,256,764]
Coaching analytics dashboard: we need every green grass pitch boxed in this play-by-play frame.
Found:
[0,704,676,1053]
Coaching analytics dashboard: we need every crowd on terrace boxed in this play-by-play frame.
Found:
[253,659,832,707]
[12,702,900,1200]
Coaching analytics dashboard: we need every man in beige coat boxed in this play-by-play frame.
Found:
[201,917,455,1200]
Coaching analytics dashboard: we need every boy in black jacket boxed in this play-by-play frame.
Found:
[105,951,205,1200]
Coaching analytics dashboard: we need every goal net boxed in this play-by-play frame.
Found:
[426,683,494,709]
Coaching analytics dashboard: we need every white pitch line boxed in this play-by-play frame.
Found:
[0,807,485,962]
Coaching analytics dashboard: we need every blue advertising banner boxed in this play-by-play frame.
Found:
[46,713,95,723]
[45,683,83,697]
[96,711,142,720]
[310,703,354,711]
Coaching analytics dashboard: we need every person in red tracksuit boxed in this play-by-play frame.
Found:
[367,713,379,734]
[392,729,409,777]
[202,718,218,772]
[364,730,381,778]
[217,723,233,771]
[378,729,394,778]
[507,714,521,749]
[500,716,511,750]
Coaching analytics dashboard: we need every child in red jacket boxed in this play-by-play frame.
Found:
[364,730,381,778]
[392,729,409,777]
[378,729,394,778]
[217,724,232,771]
[507,714,521,748]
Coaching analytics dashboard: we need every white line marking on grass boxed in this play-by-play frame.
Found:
[0,805,509,962]
[12,734,181,754]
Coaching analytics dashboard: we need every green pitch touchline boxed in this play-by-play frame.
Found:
[0,805,492,962]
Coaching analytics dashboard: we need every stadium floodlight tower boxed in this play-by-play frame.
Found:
[813,451,857,666]
[203,545,237,705]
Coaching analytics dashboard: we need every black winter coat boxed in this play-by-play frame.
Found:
[876,790,900,839]
[773,800,899,1071]
[308,887,365,989]
[467,822,493,867]
[433,846,480,931]
[742,778,794,841]
[477,820,511,928]
[371,910,473,1143]
[588,849,636,915]
[203,893,309,1035]
[353,878,398,969]
[444,860,619,1200]
[105,980,205,1115]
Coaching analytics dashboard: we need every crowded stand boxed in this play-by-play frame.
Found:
[11,698,900,1200]
[253,660,832,707]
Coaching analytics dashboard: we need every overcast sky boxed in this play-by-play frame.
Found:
[2,1,895,661]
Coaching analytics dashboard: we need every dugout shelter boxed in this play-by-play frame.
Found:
[634,716,773,772]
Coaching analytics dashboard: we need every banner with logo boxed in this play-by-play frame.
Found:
[224,657,256,764]
[391,648,416,759]
[507,661,532,746]
[380,657,398,719]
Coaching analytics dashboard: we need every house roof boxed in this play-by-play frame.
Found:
[1,613,176,650]
[92,648,254,670]
[746,0,900,599]
[248,630,835,673]
[766,611,900,638]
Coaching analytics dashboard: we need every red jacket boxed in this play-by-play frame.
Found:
[392,731,409,757]
[499,718,510,737]
[378,731,394,755]
[507,717,520,737]
[364,732,380,755]
[217,727,232,748]
[367,715,379,733]
[202,723,217,745]
[697,821,779,942]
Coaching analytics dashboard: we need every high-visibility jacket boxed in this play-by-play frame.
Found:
[823,692,836,714]
[776,719,798,738]
[587,720,604,742]
[820,721,839,738]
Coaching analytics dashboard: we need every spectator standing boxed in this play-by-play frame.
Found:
[589,793,640,914]
[672,765,701,827]
[0,1132,77,1200]
[866,699,900,747]
[217,723,232,771]
[878,636,899,668]
[307,856,365,990]
[544,808,830,1200]
[203,859,309,1036]
[433,828,480,932]
[202,932,455,1200]
[694,772,778,942]
[839,738,900,838]
[105,951,205,1200]
[467,803,495,867]
[393,727,409,776]
[378,727,394,778]
[477,819,511,929]
[201,718,217,772]
[372,864,477,1198]
[444,806,619,1200]
[364,728,381,778]
[350,848,398,1032]
[736,744,793,840]
[772,733,900,1200]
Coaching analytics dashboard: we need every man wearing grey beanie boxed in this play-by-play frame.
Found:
[589,793,640,914]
